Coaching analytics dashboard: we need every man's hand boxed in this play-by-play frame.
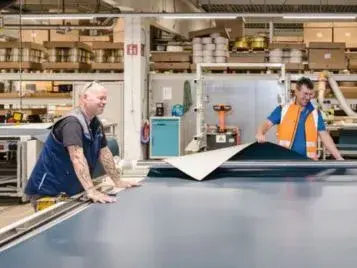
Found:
[255,133,266,143]
[114,179,142,189]
[255,120,273,143]
[86,188,117,203]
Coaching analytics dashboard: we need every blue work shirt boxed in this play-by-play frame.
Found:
[267,102,326,156]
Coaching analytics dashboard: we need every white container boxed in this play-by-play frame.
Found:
[269,56,282,63]
[202,37,212,44]
[216,44,228,51]
[193,56,203,63]
[192,37,201,44]
[203,56,214,63]
[214,50,227,57]
[289,57,302,63]
[203,43,215,51]
[214,37,227,44]
[193,50,203,56]
[290,49,303,58]
[210,33,221,38]
[192,43,203,51]
[203,50,213,56]
[269,49,283,58]
[215,56,226,63]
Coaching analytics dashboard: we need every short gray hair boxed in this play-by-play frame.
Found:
[78,81,105,96]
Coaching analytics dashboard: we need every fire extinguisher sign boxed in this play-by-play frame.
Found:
[126,44,138,55]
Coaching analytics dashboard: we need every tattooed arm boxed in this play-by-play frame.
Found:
[99,146,141,188]
[68,145,116,203]
[99,146,121,180]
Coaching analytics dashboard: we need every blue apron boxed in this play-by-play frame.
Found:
[25,108,103,196]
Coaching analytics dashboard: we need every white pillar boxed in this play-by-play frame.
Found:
[123,17,149,160]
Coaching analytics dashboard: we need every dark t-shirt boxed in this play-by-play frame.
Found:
[53,116,107,148]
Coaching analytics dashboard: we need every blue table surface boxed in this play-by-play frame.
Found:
[2,176,357,268]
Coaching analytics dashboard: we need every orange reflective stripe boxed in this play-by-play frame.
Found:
[278,103,300,149]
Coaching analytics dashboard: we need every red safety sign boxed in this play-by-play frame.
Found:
[126,44,138,55]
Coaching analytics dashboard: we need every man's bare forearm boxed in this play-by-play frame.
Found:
[257,120,273,135]
[68,145,95,191]
[319,131,344,160]
[100,146,121,180]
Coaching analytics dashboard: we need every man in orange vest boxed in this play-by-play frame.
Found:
[255,77,343,160]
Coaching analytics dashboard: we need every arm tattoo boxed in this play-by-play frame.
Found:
[99,146,121,180]
[68,145,94,191]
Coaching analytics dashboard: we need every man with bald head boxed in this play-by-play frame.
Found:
[25,81,139,206]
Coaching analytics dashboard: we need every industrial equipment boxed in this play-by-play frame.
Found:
[206,104,240,151]
[185,62,287,153]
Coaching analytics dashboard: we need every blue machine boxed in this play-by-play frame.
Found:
[150,117,181,159]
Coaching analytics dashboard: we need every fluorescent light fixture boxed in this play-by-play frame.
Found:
[162,15,237,19]
[283,15,356,20]
[19,14,95,20]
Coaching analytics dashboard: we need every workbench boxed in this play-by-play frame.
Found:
[1,163,357,267]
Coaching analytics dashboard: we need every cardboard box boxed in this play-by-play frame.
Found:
[304,28,333,46]
[334,27,357,48]
[349,59,357,69]
[189,27,229,39]
[272,36,304,43]
[285,63,305,71]
[214,19,244,40]
[309,42,345,49]
[332,22,357,27]
[228,52,266,63]
[308,43,346,70]
[151,62,190,70]
[269,43,306,50]
[304,22,333,28]
[334,86,357,98]
[151,52,191,62]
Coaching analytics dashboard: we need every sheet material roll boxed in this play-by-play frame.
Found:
[202,37,212,44]
[192,37,201,44]
[162,142,309,181]
[193,50,203,57]
[210,32,221,38]
[214,50,227,57]
[192,43,202,51]
[203,50,213,56]
[166,46,183,52]
[216,56,226,63]
[193,56,203,63]
[204,44,216,51]
[203,56,214,63]
[215,37,227,44]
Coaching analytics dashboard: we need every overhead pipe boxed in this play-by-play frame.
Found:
[317,71,328,108]
[1,12,357,20]
[326,72,357,117]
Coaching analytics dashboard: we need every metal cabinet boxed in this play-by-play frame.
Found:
[150,117,181,159]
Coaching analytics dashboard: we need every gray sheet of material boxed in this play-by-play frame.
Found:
[3,176,357,268]
[150,76,281,144]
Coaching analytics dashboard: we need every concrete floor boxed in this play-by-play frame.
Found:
[0,199,34,229]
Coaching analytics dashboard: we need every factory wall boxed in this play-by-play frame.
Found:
[149,75,283,150]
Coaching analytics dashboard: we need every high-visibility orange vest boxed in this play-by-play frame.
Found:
[277,102,319,159]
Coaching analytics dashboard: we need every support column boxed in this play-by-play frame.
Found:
[123,17,150,160]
